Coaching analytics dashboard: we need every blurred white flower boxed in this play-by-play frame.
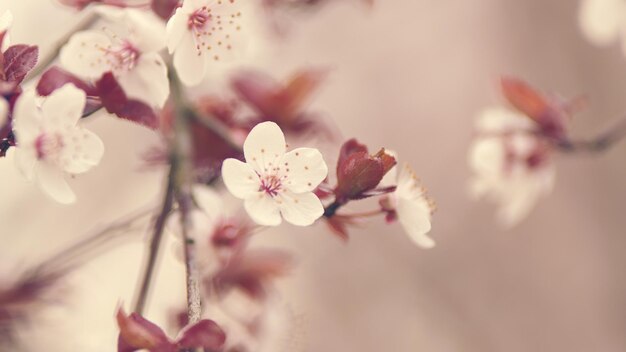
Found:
[222,121,328,227]
[60,8,169,108]
[469,107,555,226]
[166,0,246,86]
[0,10,12,50]
[11,84,104,204]
[0,99,7,127]
[579,0,626,49]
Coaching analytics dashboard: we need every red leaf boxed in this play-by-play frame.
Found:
[176,320,226,351]
[231,68,329,137]
[500,76,550,122]
[96,73,159,129]
[116,308,171,352]
[37,67,98,96]
[151,0,180,20]
[3,45,38,84]
[500,76,567,139]
[212,249,293,300]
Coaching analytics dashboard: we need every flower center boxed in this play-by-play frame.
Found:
[260,174,283,197]
[103,41,141,72]
[35,133,64,161]
[188,7,211,30]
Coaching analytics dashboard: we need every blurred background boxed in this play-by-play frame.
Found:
[2,0,626,351]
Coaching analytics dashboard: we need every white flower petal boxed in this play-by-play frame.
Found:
[468,137,505,179]
[173,31,207,86]
[0,98,7,127]
[277,190,324,226]
[41,84,86,129]
[166,7,188,54]
[124,9,166,53]
[60,30,113,80]
[222,158,261,199]
[117,54,169,108]
[60,128,104,174]
[35,162,76,204]
[394,164,434,248]
[12,89,42,145]
[281,147,328,193]
[397,196,434,248]
[243,122,286,173]
[244,192,282,226]
[13,147,37,181]
[476,107,534,133]
[579,0,626,45]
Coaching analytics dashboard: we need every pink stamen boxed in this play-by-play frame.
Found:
[35,133,64,160]
[260,175,282,197]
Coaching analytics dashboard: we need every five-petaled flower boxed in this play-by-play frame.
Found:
[11,84,104,204]
[384,163,436,248]
[468,106,555,226]
[60,8,169,108]
[166,0,246,86]
[222,121,328,226]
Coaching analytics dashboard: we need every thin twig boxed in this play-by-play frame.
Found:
[169,67,203,326]
[132,171,176,314]
[24,12,99,83]
[558,116,626,153]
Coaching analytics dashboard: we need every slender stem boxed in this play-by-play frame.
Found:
[337,209,384,219]
[323,200,344,218]
[24,12,99,83]
[132,170,176,314]
[169,67,203,326]
[178,192,202,325]
[558,116,626,153]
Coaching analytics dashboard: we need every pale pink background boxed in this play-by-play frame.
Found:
[1,0,626,351]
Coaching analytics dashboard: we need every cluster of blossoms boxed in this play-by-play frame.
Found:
[469,77,592,226]
[0,0,436,350]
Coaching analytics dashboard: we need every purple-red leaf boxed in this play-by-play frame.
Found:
[3,45,38,84]
[176,320,226,351]
[116,308,171,352]
[37,67,98,96]
[96,73,158,129]
[151,0,180,20]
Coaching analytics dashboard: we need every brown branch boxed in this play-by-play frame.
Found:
[132,170,176,315]
[169,67,203,328]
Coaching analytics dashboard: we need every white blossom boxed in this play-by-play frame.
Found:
[60,8,169,108]
[222,121,328,227]
[0,10,12,50]
[166,0,246,86]
[579,0,626,49]
[11,84,104,204]
[469,107,555,226]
